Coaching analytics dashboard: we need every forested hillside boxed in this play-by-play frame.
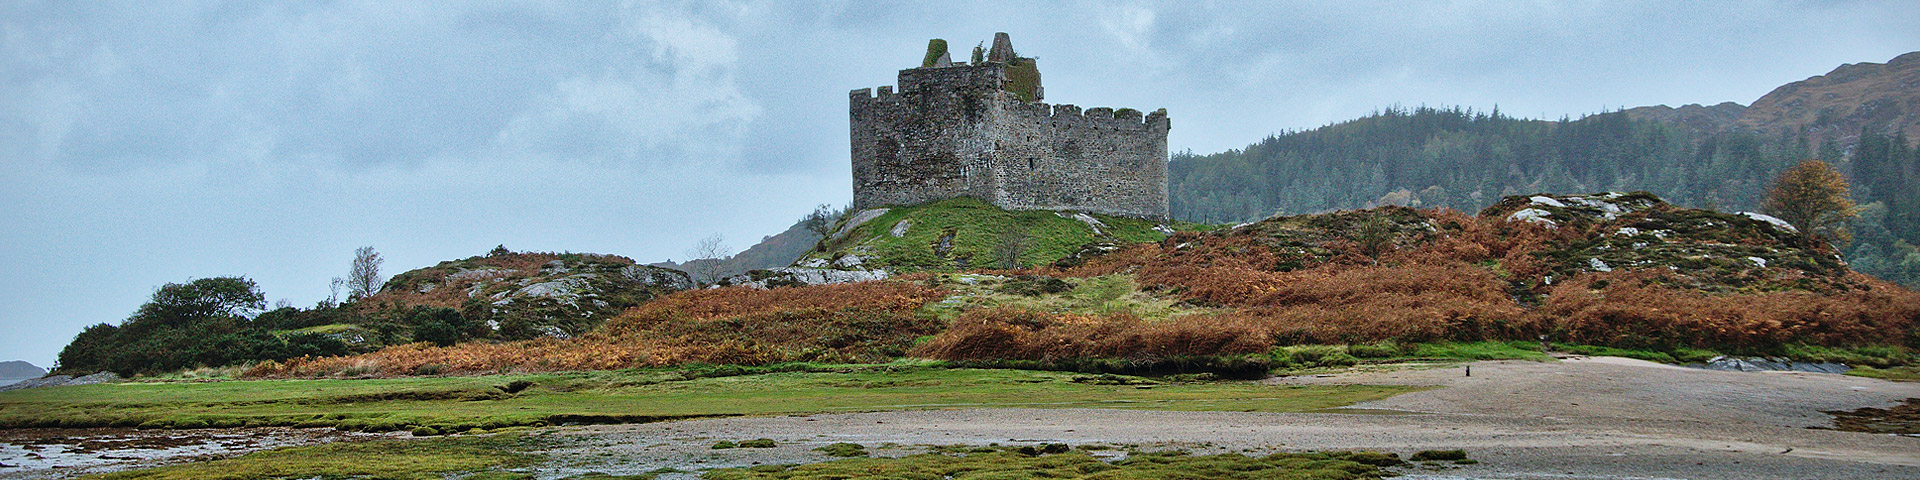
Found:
[1169,107,1920,285]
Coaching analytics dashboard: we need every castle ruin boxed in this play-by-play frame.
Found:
[849,33,1170,219]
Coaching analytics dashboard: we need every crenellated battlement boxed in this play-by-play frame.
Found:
[856,81,1167,131]
[849,33,1169,219]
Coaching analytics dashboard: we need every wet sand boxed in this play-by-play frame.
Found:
[523,357,1920,479]
[5,357,1916,479]
[0,427,393,479]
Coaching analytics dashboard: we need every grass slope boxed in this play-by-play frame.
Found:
[803,197,1173,271]
[0,366,1415,432]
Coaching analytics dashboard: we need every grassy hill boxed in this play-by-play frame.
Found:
[798,197,1180,271]
[244,193,1917,381]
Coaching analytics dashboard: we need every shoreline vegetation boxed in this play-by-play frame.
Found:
[16,194,1917,479]
[0,363,1417,433]
[6,338,1910,434]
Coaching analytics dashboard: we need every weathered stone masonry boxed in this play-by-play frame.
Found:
[849,34,1170,219]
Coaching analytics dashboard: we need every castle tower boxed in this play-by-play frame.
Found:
[848,33,1170,219]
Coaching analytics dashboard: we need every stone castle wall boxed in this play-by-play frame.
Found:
[850,62,1169,219]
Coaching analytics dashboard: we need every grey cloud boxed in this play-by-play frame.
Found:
[3,0,1917,370]
[2,2,761,172]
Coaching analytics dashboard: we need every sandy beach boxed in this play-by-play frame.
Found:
[7,357,1917,479]
[523,357,1920,479]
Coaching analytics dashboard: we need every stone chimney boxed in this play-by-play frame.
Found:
[987,32,1015,63]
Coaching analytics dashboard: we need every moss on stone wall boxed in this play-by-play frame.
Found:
[1004,58,1041,102]
[922,39,948,68]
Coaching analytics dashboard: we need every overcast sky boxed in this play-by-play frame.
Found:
[3,1,1917,368]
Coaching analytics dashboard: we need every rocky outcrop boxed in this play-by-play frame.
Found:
[1479,192,1849,292]
[717,267,889,289]
[1693,356,1850,374]
[0,371,119,392]
[372,252,693,340]
[1229,192,1850,293]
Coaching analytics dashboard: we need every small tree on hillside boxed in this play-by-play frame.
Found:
[326,277,345,307]
[801,203,847,250]
[994,226,1032,269]
[1763,159,1858,245]
[348,246,385,300]
[687,234,731,286]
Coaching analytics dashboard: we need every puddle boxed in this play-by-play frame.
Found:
[1300,407,1429,416]
[0,427,388,479]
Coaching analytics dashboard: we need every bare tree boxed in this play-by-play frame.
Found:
[348,246,385,300]
[327,277,345,306]
[994,226,1031,269]
[686,234,731,286]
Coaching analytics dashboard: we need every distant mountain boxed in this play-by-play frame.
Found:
[1620,102,1747,133]
[654,219,823,283]
[1621,51,1920,145]
[0,360,45,378]
[1736,51,1920,145]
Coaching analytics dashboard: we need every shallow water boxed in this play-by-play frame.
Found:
[0,427,386,479]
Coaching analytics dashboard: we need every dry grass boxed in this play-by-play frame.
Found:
[248,282,947,378]
[1542,270,1920,351]
[1040,207,1916,354]
[913,307,1272,362]
[254,205,1920,377]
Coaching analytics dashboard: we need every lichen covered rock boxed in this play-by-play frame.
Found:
[372,251,694,339]
[1479,192,1850,292]
[718,267,889,289]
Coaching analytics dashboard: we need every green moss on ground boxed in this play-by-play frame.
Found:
[82,434,538,480]
[0,365,1414,432]
[1848,366,1920,382]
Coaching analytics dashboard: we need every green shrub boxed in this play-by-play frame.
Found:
[1332,450,1404,466]
[922,39,948,67]
[1347,341,1403,358]
[814,442,868,457]
[1275,345,1358,368]
[1410,449,1468,461]
[996,276,1073,296]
